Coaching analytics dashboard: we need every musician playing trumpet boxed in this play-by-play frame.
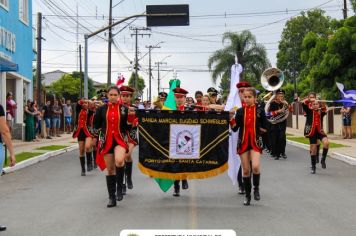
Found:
[266,89,289,160]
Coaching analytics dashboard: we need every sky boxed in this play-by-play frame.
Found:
[33,0,350,100]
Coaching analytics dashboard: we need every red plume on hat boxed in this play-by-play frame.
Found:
[236,81,251,89]
[116,74,125,88]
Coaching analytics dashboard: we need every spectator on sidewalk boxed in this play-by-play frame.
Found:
[144,100,152,110]
[52,99,62,137]
[0,103,16,232]
[42,100,52,139]
[63,99,72,134]
[5,92,17,134]
[24,100,38,142]
[34,101,42,139]
[134,97,145,110]
[341,106,352,139]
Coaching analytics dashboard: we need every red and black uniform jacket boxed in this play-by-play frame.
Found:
[302,101,327,138]
[93,103,135,170]
[72,102,94,139]
[229,103,267,154]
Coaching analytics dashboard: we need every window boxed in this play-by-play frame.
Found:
[19,0,29,24]
[0,0,9,10]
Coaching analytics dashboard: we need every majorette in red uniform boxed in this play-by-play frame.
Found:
[172,87,191,197]
[302,97,329,174]
[93,86,136,207]
[301,92,322,164]
[229,87,267,206]
[72,99,94,176]
[118,85,138,195]
[235,81,250,195]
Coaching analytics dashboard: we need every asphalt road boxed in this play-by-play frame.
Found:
[1,145,356,236]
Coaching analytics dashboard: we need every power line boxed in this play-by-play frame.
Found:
[113,0,128,9]
[36,3,340,20]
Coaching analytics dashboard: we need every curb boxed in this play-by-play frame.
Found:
[287,140,356,166]
[331,152,356,166]
[3,145,78,174]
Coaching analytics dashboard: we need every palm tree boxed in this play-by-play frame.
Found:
[208,30,270,86]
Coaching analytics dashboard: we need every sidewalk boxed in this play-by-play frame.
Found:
[286,127,356,165]
[3,133,78,174]
[11,133,76,155]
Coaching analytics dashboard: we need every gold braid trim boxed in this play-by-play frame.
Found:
[138,162,228,180]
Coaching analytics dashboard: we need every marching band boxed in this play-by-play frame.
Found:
[69,66,340,207]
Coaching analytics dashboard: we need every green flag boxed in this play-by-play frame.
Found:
[154,79,180,192]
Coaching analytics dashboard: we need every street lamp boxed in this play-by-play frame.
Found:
[155,55,171,94]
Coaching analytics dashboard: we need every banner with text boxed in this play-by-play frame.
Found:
[137,110,229,180]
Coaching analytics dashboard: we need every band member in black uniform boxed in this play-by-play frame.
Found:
[119,85,138,196]
[173,87,190,197]
[93,86,136,207]
[207,87,220,105]
[259,94,272,155]
[88,99,98,169]
[153,92,168,110]
[72,99,94,176]
[230,87,267,205]
[267,89,288,160]
[302,95,329,174]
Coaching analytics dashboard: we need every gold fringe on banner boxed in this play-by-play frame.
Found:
[138,162,228,180]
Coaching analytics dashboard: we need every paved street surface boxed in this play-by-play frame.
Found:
[1,145,356,236]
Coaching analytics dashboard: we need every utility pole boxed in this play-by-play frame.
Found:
[146,44,161,101]
[130,27,150,91]
[36,12,42,107]
[155,61,167,94]
[343,0,348,19]
[107,0,113,86]
[79,44,83,98]
[76,3,79,70]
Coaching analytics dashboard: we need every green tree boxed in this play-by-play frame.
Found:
[208,30,270,95]
[277,10,332,84]
[47,72,95,101]
[300,16,356,99]
[128,72,146,98]
[218,74,230,101]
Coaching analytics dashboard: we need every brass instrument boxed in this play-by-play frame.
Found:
[261,67,289,124]
[261,67,284,91]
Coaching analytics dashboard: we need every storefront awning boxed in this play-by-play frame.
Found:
[0,57,18,72]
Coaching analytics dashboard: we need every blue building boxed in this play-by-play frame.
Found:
[0,0,34,139]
